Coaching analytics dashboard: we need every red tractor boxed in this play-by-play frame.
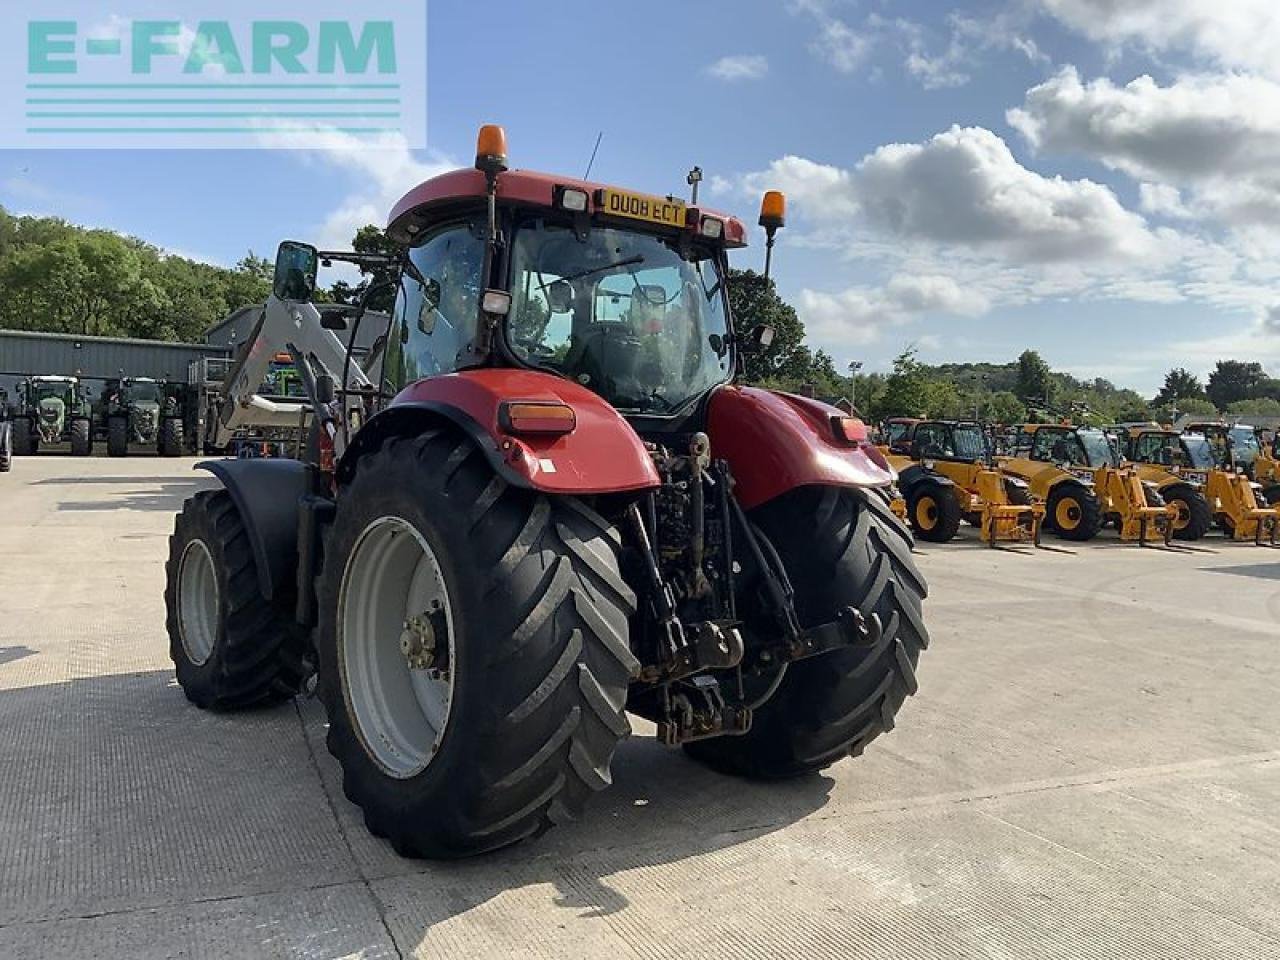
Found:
[165,126,929,858]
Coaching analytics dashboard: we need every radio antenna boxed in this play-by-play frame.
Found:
[583,131,603,180]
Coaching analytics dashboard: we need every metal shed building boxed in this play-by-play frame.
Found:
[0,329,229,401]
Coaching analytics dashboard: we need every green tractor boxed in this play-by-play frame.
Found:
[102,377,185,457]
[9,376,94,457]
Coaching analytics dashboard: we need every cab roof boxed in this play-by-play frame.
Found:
[388,167,749,248]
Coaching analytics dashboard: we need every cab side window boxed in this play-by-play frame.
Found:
[383,223,485,392]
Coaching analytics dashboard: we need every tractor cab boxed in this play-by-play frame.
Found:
[1014,424,1119,475]
[904,420,989,464]
[377,130,749,421]
[883,417,920,454]
[1183,422,1260,475]
[1125,427,1213,479]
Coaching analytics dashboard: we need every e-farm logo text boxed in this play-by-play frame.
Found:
[2,2,426,149]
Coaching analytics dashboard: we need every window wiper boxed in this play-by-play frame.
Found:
[553,255,645,287]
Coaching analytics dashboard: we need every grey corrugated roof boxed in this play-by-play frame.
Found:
[0,328,219,352]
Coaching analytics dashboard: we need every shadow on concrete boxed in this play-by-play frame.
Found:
[362,732,836,932]
[1201,563,1280,581]
[0,646,36,668]
[56,478,208,513]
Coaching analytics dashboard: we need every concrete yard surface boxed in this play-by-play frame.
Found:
[1,456,1278,959]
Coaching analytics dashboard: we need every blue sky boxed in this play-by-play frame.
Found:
[3,0,1279,395]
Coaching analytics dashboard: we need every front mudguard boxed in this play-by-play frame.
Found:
[338,369,660,496]
[707,386,894,510]
[895,463,956,500]
[195,458,310,603]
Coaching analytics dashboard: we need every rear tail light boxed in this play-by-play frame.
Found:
[832,416,868,444]
[500,401,577,435]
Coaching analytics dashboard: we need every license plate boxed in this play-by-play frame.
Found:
[597,188,686,228]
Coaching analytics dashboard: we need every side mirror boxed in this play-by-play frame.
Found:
[320,309,349,331]
[742,324,775,351]
[273,241,319,302]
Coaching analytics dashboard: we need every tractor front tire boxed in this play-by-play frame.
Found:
[906,481,961,543]
[160,418,185,457]
[69,418,92,457]
[685,486,928,779]
[315,431,637,858]
[1045,482,1102,541]
[107,417,128,458]
[164,490,307,710]
[1162,483,1211,541]
[12,418,34,457]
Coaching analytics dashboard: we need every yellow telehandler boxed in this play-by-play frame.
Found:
[1181,423,1280,544]
[1000,424,1176,545]
[1122,426,1277,545]
[883,418,1043,546]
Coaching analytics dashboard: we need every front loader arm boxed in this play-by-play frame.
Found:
[213,295,371,450]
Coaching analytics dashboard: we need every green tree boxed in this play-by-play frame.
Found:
[727,268,809,384]
[1206,360,1266,411]
[1153,367,1205,406]
[1225,397,1280,417]
[1014,349,1053,402]
[876,347,934,419]
[982,390,1025,424]
[329,224,401,313]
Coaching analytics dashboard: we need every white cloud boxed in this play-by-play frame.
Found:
[740,155,857,218]
[812,18,872,73]
[797,273,990,347]
[1039,0,1280,78]
[1139,182,1192,219]
[1010,68,1280,182]
[706,54,768,82]
[740,127,1157,263]
[267,130,454,269]
[1009,68,1280,231]
[855,126,1157,262]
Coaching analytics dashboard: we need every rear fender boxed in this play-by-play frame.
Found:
[707,386,894,511]
[896,463,955,499]
[338,369,659,496]
[196,458,309,602]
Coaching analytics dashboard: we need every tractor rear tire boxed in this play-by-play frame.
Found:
[107,417,128,458]
[1162,483,1211,541]
[906,481,961,543]
[160,418,184,457]
[12,418,34,457]
[0,423,10,472]
[1263,485,1280,507]
[315,431,637,858]
[684,486,928,779]
[1045,482,1101,541]
[69,418,92,457]
[164,490,307,710]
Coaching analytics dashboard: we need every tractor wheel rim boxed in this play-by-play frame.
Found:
[915,497,939,530]
[340,515,455,780]
[1056,498,1081,530]
[177,539,219,667]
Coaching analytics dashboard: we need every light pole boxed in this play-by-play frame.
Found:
[848,360,863,413]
